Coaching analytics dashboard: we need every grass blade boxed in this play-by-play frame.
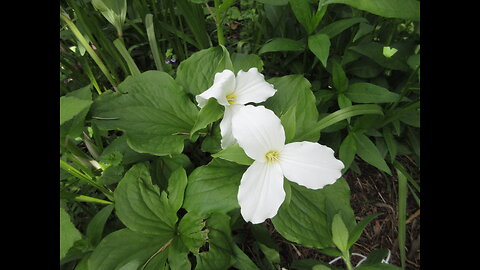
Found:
[145,14,165,71]
[396,168,407,269]
[113,38,141,76]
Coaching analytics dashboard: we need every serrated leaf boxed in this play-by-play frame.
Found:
[91,71,199,156]
[178,212,208,253]
[114,163,177,235]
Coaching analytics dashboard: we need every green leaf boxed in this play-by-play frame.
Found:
[251,225,280,264]
[331,213,349,252]
[337,93,352,110]
[91,71,199,156]
[88,228,172,270]
[232,243,260,270]
[383,46,398,58]
[184,158,246,214]
[99,135,152,166]
[231,53,264,73]
[322,0,419,21]
[272,178,355,249]
[91,0,127,32]
[339,132,356,172]
[383,126,397,162]
[308,33,330,68]
[313,265,333,270]
[362,249,390,265]
[317,104,383,132]
[280,106,297,143]
[178,211,208,253]
[289,0,313,33]
[256,0,289,5]
[167,167,189,212]
[349,42,409,71]
[353,132,391,175]
[265,75,319,142]
[346,82,408,103]
[176,46,233,96]
[114,163,177,235]
[60,85,93,139]
[211,144,254,166]
[317,17,368,39]
[397,168,407,269]
[195,213,236,270]
[60,207,82,260]
[332,59,349,92]
[60,95,92,126]
[86,204,114,247]
[347,213,382,248]
[190,98,224,137]
[355,263,402,270]
[258,38,305,54]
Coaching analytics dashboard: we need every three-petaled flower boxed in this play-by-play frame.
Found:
[195,68,277,149]
[231,105,345,224]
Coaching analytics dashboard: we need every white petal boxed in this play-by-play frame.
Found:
[234,68,277,105]
[237,160,285,224]
[195,69,235,108]
[231,105,285,161]
[219,104,243,149]
[278,141,344,189]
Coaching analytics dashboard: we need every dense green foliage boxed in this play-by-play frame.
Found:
[60,0,420,269]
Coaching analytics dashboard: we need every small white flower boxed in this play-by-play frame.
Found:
[231,105,345,224]
[195,68,276,149]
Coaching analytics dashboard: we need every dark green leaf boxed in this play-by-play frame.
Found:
[258,38,305,54]
[60,207,82,260]
[346,82,408,103]
[308,33,330,68]
[231,53,264,73]
[353,132,391,175]
[347,213,382,248]
[190,98,224,137]
[318,17,367,39]
[211,144,254,166]
[339,132,356,172]
[167,167,188,212]
[86,204,114,247]
[322,0,419,21]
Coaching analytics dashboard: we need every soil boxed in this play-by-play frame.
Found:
[265,156,421,269]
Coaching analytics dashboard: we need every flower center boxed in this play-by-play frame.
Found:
[226,92,237,104]
[265,151,279,162]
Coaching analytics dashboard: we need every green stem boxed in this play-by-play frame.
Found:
[60,10,118,90]
[342,252,354,270]
[213,0,225,46]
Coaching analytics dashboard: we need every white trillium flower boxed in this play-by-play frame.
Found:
[231,105,345,224]
[195,68,277,149]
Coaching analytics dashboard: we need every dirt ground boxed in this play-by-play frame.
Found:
[267,156,421,269]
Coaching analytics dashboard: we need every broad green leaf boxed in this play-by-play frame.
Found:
[322,0,419,21]
[289,0,313,33]
[231,53,264,73]
[339,132,356,172]
[91,0,127,32]
[91,71,199,156]
[331,213,349,252]
[337,93,352,110]
[201,123,222,154]
[190,98,224,137]
[86,204,114,247]
[353,22,374,42]
[211,144,254,166]
[313,264,333,270]
[60,207,82,260]
[184,158,247,214]
[399,108,420,127]
[383,46,398,58]
[258,38,305,54]
[88,228,172,270]
[265,75,319,142]
[99,135,152,166]
[176,46,233,96]
[178,211,208,253]
[291,259,336,270]
[167,238,191,270]
[195,213,236,270]
[346,82,407,103]
[166,167,188,212]
[347,213,382,248]
[272,178,355,249]
[280,106,297,143]
[353,132,391,175]
[362,249,390,266]
[60,85,93,139]
[308,33,330,68]
[60,96,92,126]
[317,17,368,39]
[355,263,402,270]
[114,163,177,235]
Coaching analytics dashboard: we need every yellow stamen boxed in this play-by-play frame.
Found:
[226,92,237,104]
[265,151,279,162]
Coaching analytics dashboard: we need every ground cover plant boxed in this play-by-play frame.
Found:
[60,0,420,269]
